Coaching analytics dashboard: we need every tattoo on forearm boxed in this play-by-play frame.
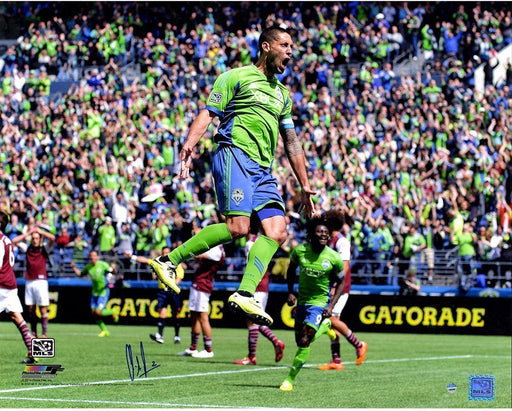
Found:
[283,129,303,158]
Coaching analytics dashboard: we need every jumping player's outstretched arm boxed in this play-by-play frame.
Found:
[282,128,317,218]
[179,109,217,179]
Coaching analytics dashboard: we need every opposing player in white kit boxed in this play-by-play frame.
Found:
[13,227,55,338]
[178,242,225,359]
[0,212,35,363]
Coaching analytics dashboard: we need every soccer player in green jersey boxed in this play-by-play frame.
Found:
[150,25,317,327]
[70,251,119,337]
[280,217,345,391]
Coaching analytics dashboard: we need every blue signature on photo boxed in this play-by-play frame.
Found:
[125,341,161,381]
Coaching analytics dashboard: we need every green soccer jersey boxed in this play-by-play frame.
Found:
[290,243,344,307]
[456,233,476,257]
[82,260,112,296]
[206,64,294,168]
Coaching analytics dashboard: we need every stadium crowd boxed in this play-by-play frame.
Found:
[0,2,511,287]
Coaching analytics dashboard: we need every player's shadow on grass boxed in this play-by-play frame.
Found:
[151,353,288,368]
[230,383,281,389]
[174,358,255,366]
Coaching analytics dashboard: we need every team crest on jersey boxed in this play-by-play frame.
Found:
[231,188,244,206]
[209,92,223,104]
[322,260,331,270]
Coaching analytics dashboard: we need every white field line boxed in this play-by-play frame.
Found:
[0,366,277,394]
[2,354,510,408]
[0,354,484,397]
[0,396,260,408]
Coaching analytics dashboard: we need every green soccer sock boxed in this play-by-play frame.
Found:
[311,319,331,343]
[96,319,107,331]
[101,308,115,317]
[168,223,232,265]
[285,347,311,383]
[238,235,279,295]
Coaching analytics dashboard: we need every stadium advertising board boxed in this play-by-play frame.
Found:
[17,286,511,336]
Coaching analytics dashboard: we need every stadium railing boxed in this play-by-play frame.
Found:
[13,253,512,289]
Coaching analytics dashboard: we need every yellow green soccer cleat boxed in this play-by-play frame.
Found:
[228,292,273,326]
[149,258,180,294]
[326,326,337,341]
[279,379,293,391]
[312,318,334,343]
[98,330,110,337]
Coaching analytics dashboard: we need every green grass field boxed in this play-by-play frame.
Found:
[0,322,510,408]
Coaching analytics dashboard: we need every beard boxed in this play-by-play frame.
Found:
[266,51,290,75]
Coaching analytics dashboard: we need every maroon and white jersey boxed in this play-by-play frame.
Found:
[191,245,225,294]
[25,244,50,280]
[0,233,17,290]
[329,233,351,293]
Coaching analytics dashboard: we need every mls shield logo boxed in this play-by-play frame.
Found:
[231,188,244,206]
[469,375,495,401]
[209,92,223,104]
[322,260,331,270]
[31,338,55,358]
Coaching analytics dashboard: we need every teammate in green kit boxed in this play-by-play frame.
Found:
[70,250,119,337]
[280,217,345,391]
[149,25,317,327]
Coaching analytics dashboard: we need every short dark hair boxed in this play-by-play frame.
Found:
[258,25,290,54]
[0,211,9,232]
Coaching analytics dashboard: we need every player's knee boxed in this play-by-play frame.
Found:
[271,230,288,246]
[297,336,311,348]
[229,227,249,239]
[260,215,288,245]
[9,311,19,323]
[226,218,250,239]
[296,330,312,347]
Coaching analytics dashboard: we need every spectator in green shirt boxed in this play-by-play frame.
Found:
[98,217,116,256]
[452,223,477,292]
[135,219,152,256]
[403,224,426,273]
[150,215,170,259]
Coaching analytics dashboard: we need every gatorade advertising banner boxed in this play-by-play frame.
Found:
[16,285,511,336]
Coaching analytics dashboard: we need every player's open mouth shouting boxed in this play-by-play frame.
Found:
[264,31,293,75]
[280,56,291,71]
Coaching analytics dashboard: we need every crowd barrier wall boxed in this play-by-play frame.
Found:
[11,280,511,336]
